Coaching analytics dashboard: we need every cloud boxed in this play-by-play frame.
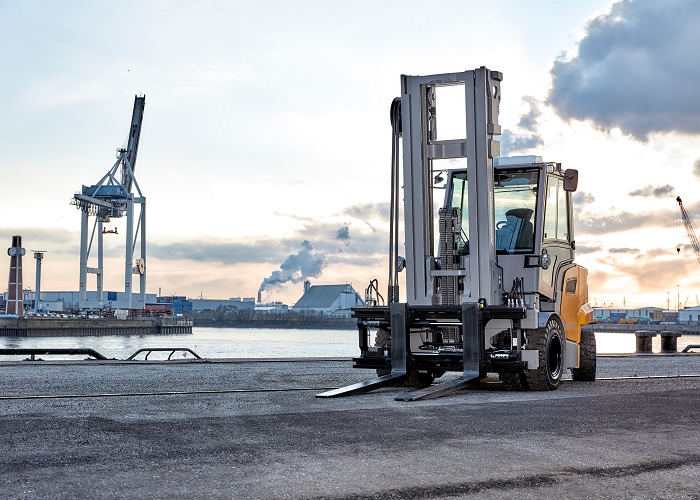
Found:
[693,158,700,179]
[150,240,286,264]
[547,0,700,140]
[500,96,544,155]
[342,202,389,222]
[575,207,671,235]
[335,224,350,245]
[573,192,595,207]
[615,255,696,293]
[628,184,675,198]
[608,247,639,255]
[574,242,602,255]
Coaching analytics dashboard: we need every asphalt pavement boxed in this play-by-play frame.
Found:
[1,356,700,499]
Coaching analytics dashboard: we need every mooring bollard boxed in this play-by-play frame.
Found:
[659,331,681,353]
[635,330,656,353]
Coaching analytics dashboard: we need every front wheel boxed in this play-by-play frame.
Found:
[523,317,564,390]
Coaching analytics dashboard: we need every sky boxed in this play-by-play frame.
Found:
[2,0,700,309]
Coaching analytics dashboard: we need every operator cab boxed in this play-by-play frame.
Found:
[441,155,578,304]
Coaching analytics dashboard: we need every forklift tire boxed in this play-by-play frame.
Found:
[572,330,596,381]
[523,317,564,391]
[374,329,435,387]
[374,328,390,349]
[499,372,526,390]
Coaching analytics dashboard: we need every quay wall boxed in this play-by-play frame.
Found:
[583,323,700,334]
[0,317,192,337]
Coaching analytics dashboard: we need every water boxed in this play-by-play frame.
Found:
[0,328,698,360]
[0,327,359,360]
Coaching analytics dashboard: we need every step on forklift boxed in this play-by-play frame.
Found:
[318,67,595,401]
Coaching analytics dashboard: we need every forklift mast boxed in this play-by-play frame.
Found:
[398,68,502,306]
[318,66,595,400]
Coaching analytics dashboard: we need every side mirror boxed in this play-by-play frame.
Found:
[563,169,578,192]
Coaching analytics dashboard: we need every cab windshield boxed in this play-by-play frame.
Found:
[494,169,539,254]
[444,168,539,256]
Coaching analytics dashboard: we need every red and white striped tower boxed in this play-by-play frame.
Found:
[6,235,26,317]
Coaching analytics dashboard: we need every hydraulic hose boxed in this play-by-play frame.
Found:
[388,97,402,303]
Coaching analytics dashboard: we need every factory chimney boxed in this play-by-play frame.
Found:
[257,291,262,304]
[34,251,45,311]
[6,235,26,317]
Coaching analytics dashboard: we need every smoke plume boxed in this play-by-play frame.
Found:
[258,240,328,294]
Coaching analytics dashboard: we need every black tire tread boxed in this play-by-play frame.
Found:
[373,329,434,387]
[572,330,597,381]
[523,320,563,391]
[500,372,526,390]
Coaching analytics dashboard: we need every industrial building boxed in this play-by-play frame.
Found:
[291,282,364,318]
[592,306,676,324]
[0,290,159,314]
[190,297,256,312]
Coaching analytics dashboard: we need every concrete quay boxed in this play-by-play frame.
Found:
[0,317,193,337]
[1,356,700,499]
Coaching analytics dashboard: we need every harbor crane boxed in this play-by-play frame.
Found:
[319,67,595,400]
[676,196,700,265]
[71,96,147,309]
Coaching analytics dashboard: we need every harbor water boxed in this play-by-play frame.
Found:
[0,327,699,361]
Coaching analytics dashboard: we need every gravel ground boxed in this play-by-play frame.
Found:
[1,356,700,499]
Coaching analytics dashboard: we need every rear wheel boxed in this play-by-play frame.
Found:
[572,330,596,381]
[523,317,563,391]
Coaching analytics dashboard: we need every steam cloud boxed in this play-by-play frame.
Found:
[258,240,328,294]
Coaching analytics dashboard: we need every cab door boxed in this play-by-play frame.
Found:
[539,174,574,299]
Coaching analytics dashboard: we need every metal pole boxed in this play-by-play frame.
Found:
[140,199,146,306]
[34,251,43,311]
[97,218,104,302]
[79,211,89,301]
[125,198,134,309]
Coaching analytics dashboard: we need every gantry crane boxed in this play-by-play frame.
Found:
[676,196,700,265]
[71,96,147,309]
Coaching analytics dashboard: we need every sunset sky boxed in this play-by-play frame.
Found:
[2,0,700,309]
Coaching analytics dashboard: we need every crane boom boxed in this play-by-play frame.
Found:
[122,95,146,193]
[676,196,700,265]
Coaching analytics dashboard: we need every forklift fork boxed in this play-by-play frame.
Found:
[317,303,409,398]
[395,303,481,401]
[317,303,482,400]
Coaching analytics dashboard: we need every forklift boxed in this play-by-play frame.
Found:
[318,67,595,401]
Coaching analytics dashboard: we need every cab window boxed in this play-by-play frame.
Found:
[494,169,538,254]
[544,175,569,241]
